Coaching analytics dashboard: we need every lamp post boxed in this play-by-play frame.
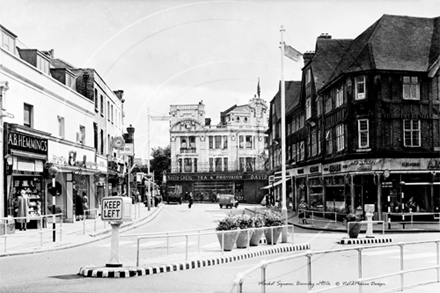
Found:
[280,26,288,242]
[48,165,59,242]
[0,81,9,220]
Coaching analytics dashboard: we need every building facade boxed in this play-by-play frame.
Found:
[268,15,440,220]
[167,95,269,204]
[0,24,126,224]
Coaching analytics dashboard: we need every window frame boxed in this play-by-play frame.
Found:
[402,76,420,100]
[357,119,369,148]
[403,119,421,147]
[23,103,33,128]
[336,124,345,152]
[355,76,366,100]
[58,116,65,139]
[305,98,312,119]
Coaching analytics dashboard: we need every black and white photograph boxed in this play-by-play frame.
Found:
[0,0,440,292]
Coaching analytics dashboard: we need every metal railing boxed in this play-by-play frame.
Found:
[135,225,294,266]
[305,210,345,227]
[0,213,63,252]
[384,212,440,230]
[233,239,440,293]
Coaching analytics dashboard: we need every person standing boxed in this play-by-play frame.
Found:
[298,198,309,224]
[16,189,30,231]
[82,192,89,218]
[75,191,84,221]
[188,192,194,209]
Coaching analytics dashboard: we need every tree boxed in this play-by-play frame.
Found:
[150,145,171,185]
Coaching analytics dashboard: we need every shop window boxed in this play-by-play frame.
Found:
[403,76,420,100]
[357,119,369,148]
[23,103,33,128]
[403,119,420,147]
[355,76,366,100]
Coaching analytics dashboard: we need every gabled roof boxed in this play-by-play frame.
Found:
[310,38,351,91]
[271,81,301,121]
[326,14,440,86]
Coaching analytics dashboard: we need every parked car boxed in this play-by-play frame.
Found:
[219,194,239,209]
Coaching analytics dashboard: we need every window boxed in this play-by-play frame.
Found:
[209,158,214,172]
[111,104,114,123]
[194,158,198,172]
[23,103,33,128]
[223,158,228,172]
[107,101,110,121]
[403,76,420,100]
[100,129,104,154]
[287,145,291,161]
[189,136,195,149]
[94,89,98,111]
[209,136,213,149]
[179,159,183,173]
[325,96,332,113]
[317,130,322,154]
[79,125,86,145]
[36,56,49,74]
[299,114,304,129]
[2,30,15,54]
[403,120,421,147]
[299,141,305,161]
[246,136,252,148]
[223,135,228,149]
[239,136,244,148]
[316,97,322,117]
[184,158,192,172]
[215,158,222,172]
[311,128,317,157]
[180,137,187,149]
[58,116,65,138]
[306,98,312,119]
[325,130,333,154]
[336,124,345,151]
[292,143,297,163]
[93,123,98,151]
[100,95,104,115]
[336,86,343,107]
[355,76,366,100]
[215,136,221,149]
[305,68,311,85]
[239,157,245,171]
[358,119,369,148]
[292,117,297,132]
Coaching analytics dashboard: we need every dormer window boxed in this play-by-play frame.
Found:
[1,27,16,54]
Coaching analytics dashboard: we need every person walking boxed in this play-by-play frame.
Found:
[16,189,30,231]
[298,198,309,224]
[75,191,84,221]
[188,192,194,209]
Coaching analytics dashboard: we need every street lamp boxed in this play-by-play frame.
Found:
[48,165,59,242]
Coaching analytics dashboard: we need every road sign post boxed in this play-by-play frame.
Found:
[101,196,132,267]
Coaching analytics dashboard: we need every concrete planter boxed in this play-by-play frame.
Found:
[236,229,254,248]
[264,226,283,245]
[249,229,264,246]
[216,230,239,251]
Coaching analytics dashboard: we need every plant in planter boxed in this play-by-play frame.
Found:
[216,212,240,251]
[235,214,254,248]
[262,209,285,245]
[344,213,362,238]
[249,214,265,246]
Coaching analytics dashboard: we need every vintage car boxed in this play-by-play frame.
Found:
[218,194,239,209]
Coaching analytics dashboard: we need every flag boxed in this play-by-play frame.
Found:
[284,44,302,62]
[150,115,171,121]
[257,78,260,98]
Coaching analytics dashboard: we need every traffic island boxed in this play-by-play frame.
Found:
[339,237,393,245]
[78,243,311,278]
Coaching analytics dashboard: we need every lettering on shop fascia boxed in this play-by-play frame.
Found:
[402,162,421,168]
[51,151,97,170]
[167,174,266,181]
[428,159,440,169]
[7,132,48,154]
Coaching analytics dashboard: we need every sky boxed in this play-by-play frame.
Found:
[1,0,439,160]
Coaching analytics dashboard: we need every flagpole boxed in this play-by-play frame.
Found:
[280,25,287,243]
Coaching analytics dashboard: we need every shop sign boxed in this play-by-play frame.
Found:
[343,159,381,172]
[329,164,341,173]
[382,182,393,188]
[96,156,108,172]
[309,165,321,174]
[119,143,134,155]
[428,159,440,169]
[166,174,267,181]
[402,162,421,168]
[7,131,48,155]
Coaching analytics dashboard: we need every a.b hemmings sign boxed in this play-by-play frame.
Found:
[101,197,132,222]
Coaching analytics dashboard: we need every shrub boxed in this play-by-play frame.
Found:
[216,212,239,231]
[236,214,254,229]
[343,213,362,224]
[252,214,265,228]
[262,209,284,227]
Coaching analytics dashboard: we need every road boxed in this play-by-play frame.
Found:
[1,203,439,293]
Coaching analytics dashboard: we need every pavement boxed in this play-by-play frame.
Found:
[1,203,440,292]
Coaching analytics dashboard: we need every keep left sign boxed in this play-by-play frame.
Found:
[101,196,132,222]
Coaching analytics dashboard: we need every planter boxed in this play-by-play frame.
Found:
[249,229,264,246]
[264,226,283,245]
[348,222,362,238]
[236,229,254,248]
[216,230,239,251]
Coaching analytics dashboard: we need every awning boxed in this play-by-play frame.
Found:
[260,178,290,189]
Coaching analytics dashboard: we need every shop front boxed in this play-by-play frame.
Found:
[47,140,98,222]
[3,124,49,229]
[166,172,268,204]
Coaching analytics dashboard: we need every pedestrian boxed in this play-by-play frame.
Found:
[16,189,30,231]
[82,192,89,218]
[75,191,84,221]
[298,198,309,224]
[188,192,194,209]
